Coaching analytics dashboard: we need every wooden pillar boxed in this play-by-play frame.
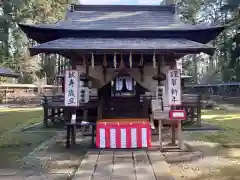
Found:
[84,109,88,121]
[157,55,165,146]
[170,57,177,145]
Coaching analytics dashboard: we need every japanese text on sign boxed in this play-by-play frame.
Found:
[64,70,79,106]
[167,69,181,106]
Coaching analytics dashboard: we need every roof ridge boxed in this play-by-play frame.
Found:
[70,4,176,12]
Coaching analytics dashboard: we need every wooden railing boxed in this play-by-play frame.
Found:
[140,94,201,106]
[41,95,99,106]
[140,93,202,125]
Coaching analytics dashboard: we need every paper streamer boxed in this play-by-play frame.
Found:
[121,128,127,148]
[131,128,137,148]
[110,128,116,148]
[99,128,105,148]
[141,128,147,147]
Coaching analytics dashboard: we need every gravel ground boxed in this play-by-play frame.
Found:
[164,132,240,180]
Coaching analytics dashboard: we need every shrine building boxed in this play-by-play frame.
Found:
[19,2,224,149]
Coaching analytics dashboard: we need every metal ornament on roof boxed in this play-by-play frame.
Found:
[152,52,156,68]
[113,52,117,69]
[91,53,95,69]
[129,52,132,68]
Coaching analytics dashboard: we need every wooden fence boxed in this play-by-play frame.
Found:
[0,84,58,105]
[185,82,240,99]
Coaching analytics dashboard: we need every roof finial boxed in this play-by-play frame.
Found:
[161,0,175,5]
[69,4,74,12]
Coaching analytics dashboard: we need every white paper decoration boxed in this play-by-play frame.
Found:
[129,52,132,68]
[113,52,117,69]
[152,52,156,68]
[91,53,94,69]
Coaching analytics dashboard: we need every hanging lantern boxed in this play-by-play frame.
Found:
[152,52,156,68]
[129,52,132,68]
[103,54,107,67]
[91,53,95,69]
[113,52,117,69]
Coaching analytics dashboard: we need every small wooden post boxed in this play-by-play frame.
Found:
[66,125,71,148]
[177,121,183,150]
[197,95,201,125]
[42,96,49,128]
[4,89,7,104]
[43,107,48,128]
[71,125,76,145]
[197,106,201,125]
[64,108,71,148]
[71,109,77,145]
[159,120,163,151]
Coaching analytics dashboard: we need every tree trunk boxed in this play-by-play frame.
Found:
[2,0,11,57]
[192,54,198,83]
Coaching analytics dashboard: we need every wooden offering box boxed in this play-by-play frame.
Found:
[96,119,151,149]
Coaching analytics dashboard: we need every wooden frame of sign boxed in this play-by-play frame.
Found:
[167,69,184,150]
[64,69,79,148]
[152,69,185,151]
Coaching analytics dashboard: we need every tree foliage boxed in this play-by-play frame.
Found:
[0,0,240,84]
[0,0,76,83]
[177,0,240,83]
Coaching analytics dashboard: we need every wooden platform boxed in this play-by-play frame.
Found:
[72,150,173,180]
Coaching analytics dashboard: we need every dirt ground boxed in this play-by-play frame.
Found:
[163,132,240,180]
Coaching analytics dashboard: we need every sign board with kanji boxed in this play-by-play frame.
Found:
[169,110,186,121]
[64,70,79,106]
[167,69,181,106]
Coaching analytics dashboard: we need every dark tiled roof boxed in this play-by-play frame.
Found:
[62,5,175,30]
[29,38,215,55]
[23,5,207,31]
[0,67,20,78]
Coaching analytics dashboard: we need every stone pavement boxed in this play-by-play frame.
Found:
[0,131,177,180]
[72,150,173,180]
